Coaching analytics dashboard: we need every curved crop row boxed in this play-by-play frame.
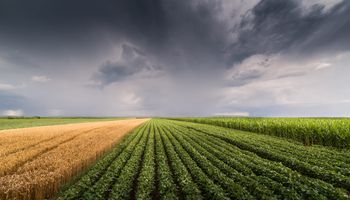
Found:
[159,126,230,200]
[161,121,296,199]
[170,117,350,148]
[193,123,350,169]
[196,123,350,165]
[58,122,150,200]
[57,119,350,200]
[162,124,271,199]
[165,120,347,199]
[1,119,148,200]
[170,120,349,196]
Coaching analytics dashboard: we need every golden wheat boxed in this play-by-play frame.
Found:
[0,119,149,200]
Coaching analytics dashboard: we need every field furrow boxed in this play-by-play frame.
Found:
[157,125,203,200]
[55,118,350,200]
[165,123,286,199]
[79,122,149,200]
[169,121,345,199]
[154,125,178,200]
[108,122,150,200]
[58,124,145,200]
[133,121,156,200]
[170,118,350,148]
[0,127,105,176]
[181,123,350,191]
[0,119,149,200]
[160,126,231,200]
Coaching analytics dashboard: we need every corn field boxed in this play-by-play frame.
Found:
[171,117,350,148]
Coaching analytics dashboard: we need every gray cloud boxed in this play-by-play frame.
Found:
[226,0,350,63]
[0,53,39,68]
[3,0,347,72]
[0,91,26,110]
[1,0,350,116]
[0,0,226,68]
[95,62,137,85]
[93,43,163,85]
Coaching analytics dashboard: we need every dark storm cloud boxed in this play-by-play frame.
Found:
[94,62,136,85]
[0,0,225,62]
[93,43,163,85]
[227,0,350,63]
[0,0,167,57]
[0,0,230,87]
[1,0,349,69]
[1,0,350,116]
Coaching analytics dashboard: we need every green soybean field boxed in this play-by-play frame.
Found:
[58,119,350,200]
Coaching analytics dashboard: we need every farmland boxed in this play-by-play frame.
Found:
[171,117,350,148]
[0,119,148,200]
[0,117,128,131]
[58,119,350,200]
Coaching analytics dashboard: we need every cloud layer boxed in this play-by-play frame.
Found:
[0,0,350,116]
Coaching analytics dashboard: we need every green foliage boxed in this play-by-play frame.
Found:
[135,122,156,200]
[160,126,230,200]
[57,124,148,200]
[108,122,150,200]
[58,119,350,200]
[169,117,350,148]
[165,122,282,199]
[0,117,127,130]
[157,126,203,200]
[154,125,178,200]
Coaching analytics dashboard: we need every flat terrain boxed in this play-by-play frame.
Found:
[171,117,350,148]
[59,119,350,200]
[0,117,128,130]
[0,118,149,200]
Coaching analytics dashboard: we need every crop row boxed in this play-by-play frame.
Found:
[161,120,349,199]
[0,119,148,200]
[57,122,149,200]
[170,117,350,148]
[167,120,350,196]
[58,119,350,199]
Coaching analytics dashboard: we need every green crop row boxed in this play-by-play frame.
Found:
[162,125,262,199]
[164,120,348,199]
[166,119,349,199]
[58,119,350,199]
[159,125,230,200]
[156,125,203,200]
[107,121,150,200]
[154,125,178,200]
[164,122,289,199]
[57,123,148,200]
[134,122,156,199]
[169,117,350,148]
[58,124,148,200]
[186,122,350,175]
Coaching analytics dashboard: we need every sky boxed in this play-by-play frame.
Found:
[1,0,350,117]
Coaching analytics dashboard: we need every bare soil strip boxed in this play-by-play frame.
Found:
[0,119,149,200]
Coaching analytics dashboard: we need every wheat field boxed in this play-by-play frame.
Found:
[0,119,149,200]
